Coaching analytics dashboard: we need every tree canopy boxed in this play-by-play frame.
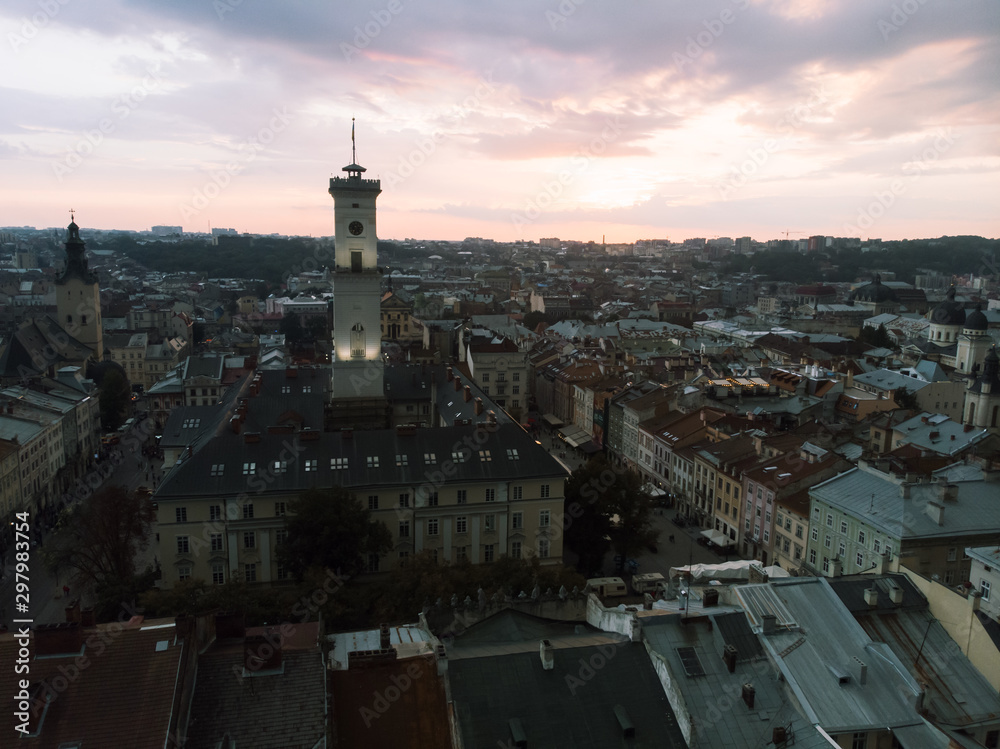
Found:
[277,486,392,581]
[43,485,156,592]
[564,456,658,576]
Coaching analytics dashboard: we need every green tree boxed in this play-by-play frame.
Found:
[280,311,304,343]
[98,367,131,431]
[859,323,892,349]
[893,386,919,410]
[563,456,658,575]
[43,485,156,592]
[278,486,392,581]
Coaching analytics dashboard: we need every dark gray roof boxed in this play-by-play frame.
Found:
[183,353,226,379]
[448,641,687,749]
[828,574,925,613]
[185,642,326,749]
[156,422,563,499]
[714,610,764,661]
[242,368,326,432]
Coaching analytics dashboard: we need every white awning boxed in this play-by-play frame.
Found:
[542,413,564,427]
[700,529,735,547]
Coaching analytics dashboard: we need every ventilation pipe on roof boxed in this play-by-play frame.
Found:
[613,705,635,738]
[864,587,879,608]
[539,639,554,671]
[741,683,755,709]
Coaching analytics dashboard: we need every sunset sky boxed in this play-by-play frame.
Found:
[1,0,998,243]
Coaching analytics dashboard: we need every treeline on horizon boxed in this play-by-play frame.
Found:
[102,233,999,287]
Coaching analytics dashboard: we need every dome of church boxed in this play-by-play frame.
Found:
[964,303,989,332]
[850,275,897,303]
[930,286,966,326]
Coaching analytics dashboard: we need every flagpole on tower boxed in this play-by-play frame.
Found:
[351,117,356,165]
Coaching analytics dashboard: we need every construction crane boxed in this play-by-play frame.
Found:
[782,230,804,239]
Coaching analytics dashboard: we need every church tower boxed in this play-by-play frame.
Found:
[55,215,103,361]
[956,304,992,375]
[964,346,1000,433]
[327,124,388,428]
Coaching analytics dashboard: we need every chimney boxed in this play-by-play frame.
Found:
[508,718,528,749]
[831,557,843,577]
[33,622,84,656]
[969,589,982,613]
[243,431,261,444]
[379,623,391,649]
[964,423,973,432]
[464,385,472,402]
[761,614,777,634]
[342,427,353,439]
[613,705,635,738]
[64,599,81,624]
[474,397,484,415]
[435,643,448,676]
[741,683,755,709]
[889,583,904,605]
[244,632,283,673]
[938,484,958,502]
[229,415,242,434]
[703,588,719,607]
[540,639,554,671]
[772,726,788,747]
[925,501,945,526]
[723,644,738,673]
[454,376,462,392]
[864,587,879,608]
[446,366,454,381]
[853,656,868,685]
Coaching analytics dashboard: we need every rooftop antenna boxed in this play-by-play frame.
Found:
[869,492,875,513]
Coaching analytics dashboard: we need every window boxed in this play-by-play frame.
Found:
[539,510,550,528]
[210,505,221,521]
[368,495,378,510]
[275,529,287,548]
[367,456,380,468]
[512,512,523,530]
[211,533,223,552]
[794,545,802,560]
[424,452,437,463]
[456,547,467,563]
[947,547,957,562]
[485,488,495,502]
[858,530,866,545]
[302,385,311,393]
[305,459,317,472]
[399,493,410,508]
[244,531,256,549]
[765,510,771,524]
[840,520,848,534]
[484,544,495,562]
[212,564,225,585]
[512,486,522,500]
[351,323,366,358]
[398,550,409,564]
[479,450,492,462]
[795,525,803,539]
[210,464,224,477]
[838,541,846,558]
[851,732,867,749]
[177,536,190,554]
[512,385,520,394]
[276,563,288,581]
[456,516,467,534]
[513,372,520,381]
[763,529,769,544]
[281,385,291,394]
[822,557,830,573]
[983,580,992,602]
[457,489,467,504]
[783,537,790,553]
[399,520,410,538]
[540,484,550,498]
[511,541,522,559]
[243,503,254,519]
[243,462,256,475]
[538,538,550,559]
[275,502,287,516]
[507,448,520,461]
[482,373,490,383]
[331,457,349,470]
[396,454,408,467]
[985,731,999,749]
[485,514,496,532]
[809,549,817,565]
[826,514,833,527]
[175,507,187,523]
[244,563,257,583]
[873,538,881,553]
[856,552,864,568]
[452,449,468,463]
[825,534,831,548]
[428,518,439,536]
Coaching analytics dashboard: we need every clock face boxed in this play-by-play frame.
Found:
[348,221,364,236]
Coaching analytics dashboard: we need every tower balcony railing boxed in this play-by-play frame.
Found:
[330,176,381,188]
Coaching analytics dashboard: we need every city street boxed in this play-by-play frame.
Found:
[0,417,162,630]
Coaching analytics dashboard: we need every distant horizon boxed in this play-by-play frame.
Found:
[6,223,998,246]
[2,1,997,243]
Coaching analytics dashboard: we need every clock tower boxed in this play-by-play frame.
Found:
[327,127,388,427]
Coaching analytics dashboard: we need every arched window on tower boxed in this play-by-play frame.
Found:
[968,402,976,425]
[351,323,365,358]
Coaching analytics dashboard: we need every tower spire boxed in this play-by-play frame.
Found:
[352,117,356,166]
